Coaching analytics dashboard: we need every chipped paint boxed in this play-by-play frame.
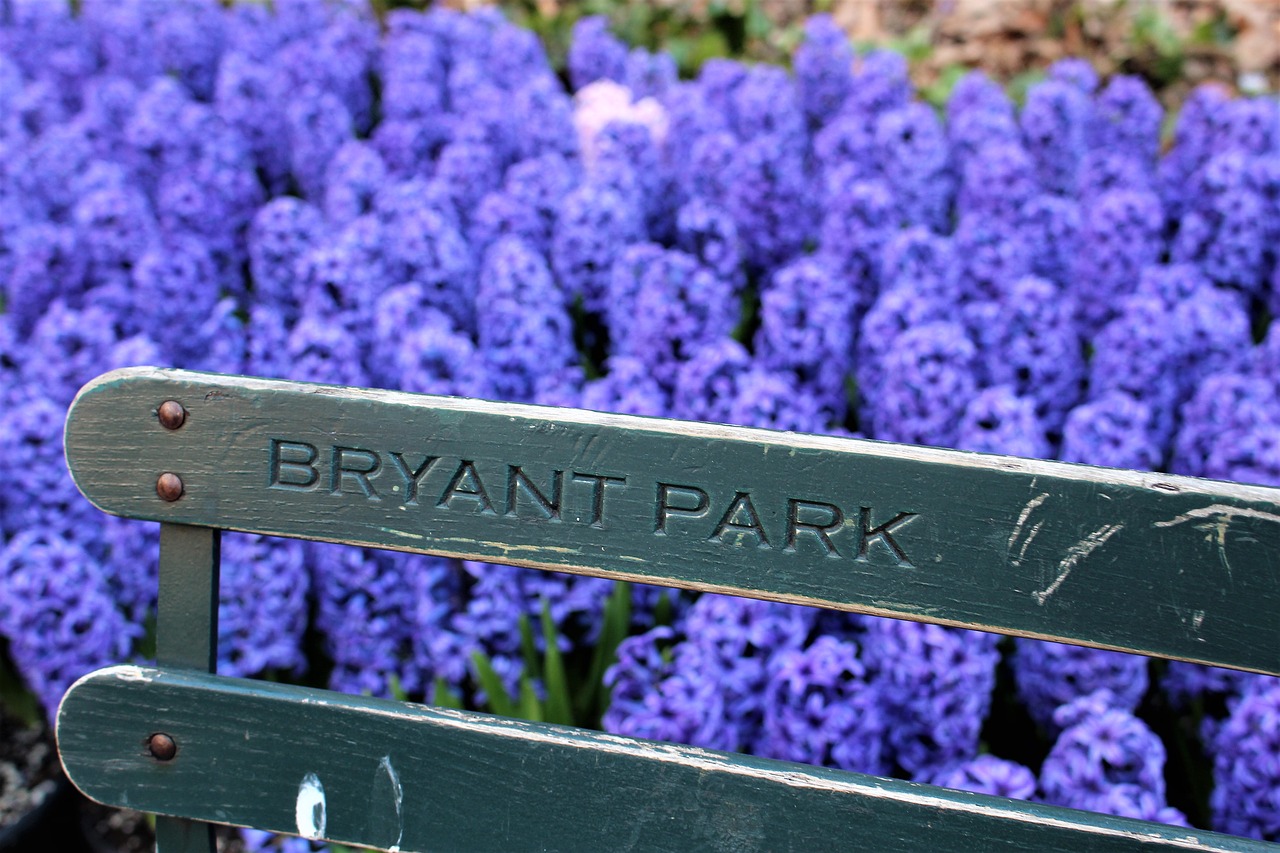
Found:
[113,665,154,683]
[295,773,326,840]
[1033,523,1124,605]
[1153,504,1280,582]
[377,755,404,852]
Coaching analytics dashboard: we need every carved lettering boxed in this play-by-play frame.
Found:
[269,439,319,491]
[655,483,710,534]
[507,465,563,520]
[437,460,495,513]
[330,446,382,500]
[785,498,844,556]
[387,453,438,505]
[857,507,917,567]
[710,491,770,549]
[571,472,626,528]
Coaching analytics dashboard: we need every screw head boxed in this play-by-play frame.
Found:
[156,473,184,502]
[147,732,177,761]
[157,401,186,430]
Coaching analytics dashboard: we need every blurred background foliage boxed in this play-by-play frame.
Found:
[374,0,1275,113]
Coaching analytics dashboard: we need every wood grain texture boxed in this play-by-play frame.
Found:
[57,666,1275,853]
[65,368,1280,674]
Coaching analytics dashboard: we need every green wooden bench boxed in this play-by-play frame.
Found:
[56,367,1280,852]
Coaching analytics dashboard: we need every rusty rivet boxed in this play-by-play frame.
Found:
[147,733,177,762]
[157,401,186,430]
[156,473,184,502]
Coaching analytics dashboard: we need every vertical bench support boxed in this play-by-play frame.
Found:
[154,523,220,853]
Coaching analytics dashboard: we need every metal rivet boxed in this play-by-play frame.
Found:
[156,473,184,502]
[158,401,186,430]
[147,733,177,762]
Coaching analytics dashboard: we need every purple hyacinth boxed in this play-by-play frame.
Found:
[322,141,388,227]
[875,103,953,231]
[215,51,291,191]
[958,140,1037,224]
[814,113,878,184]
[1059,392,1161,471]
[614,249,737,392]
[867,321,978,448]
[218,533,309,679]
[0,530,138,719]
[552,183,643,315]
[725,134,813,273]
[671,338,753,424]
[758,636,887,774]
[845,49,911,121]
[754,257,856,421]
[1209,680,1280,839]
[4,224,86,337]
[473,153,576,257]
[679,595,816,752]
[1088,75,1162,171]
[381,206,475,335]
[1040,691,1186,826]
[675,197,744,290]
[1172,372,1280,486]
[247,197,327,319]
[862,617,1000,777]
[879,227,959,299]
[729,65,806,148]
[925,755,1037,800]
[285,309,370,388]
[952,213,1032,303]
[1087,295,1182,446]
[285,88,353,202]
[855,288,952,424]
[955,387,1051,458]
[793,14,853,129]
[979,276,1085,433]
[476,238,575,403]
[603,626,737,751]
[392,309,492,399]
[567,16,626,91]
[452,561,614,700]
[1021,79,1089,196]
[1017,193,1078,287]
[727,368,828,434]
[819,171,897,306]
[1011,639,1149,732]
[581,357,668,418]
[310,543,422,699]
[1071,189,1163,334]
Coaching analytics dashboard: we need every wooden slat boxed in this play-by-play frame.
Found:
[57,666,1273,853]
[154,523,221,853]
[65,367,1280,674]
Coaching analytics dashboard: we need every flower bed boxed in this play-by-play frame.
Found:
[0,1,1278,848]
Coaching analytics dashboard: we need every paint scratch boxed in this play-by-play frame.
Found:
[378,755,404,852]
[1154,504,1280,529]
[1153,504,1280,582]
[1008,493,1049,567]
[1008,493,1049,550]
[1032,523,1124,605]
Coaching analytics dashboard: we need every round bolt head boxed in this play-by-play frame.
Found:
[158,401,186,430]
[147,732,177,762]
[156,473,184,502]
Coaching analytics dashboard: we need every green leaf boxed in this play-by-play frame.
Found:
[540,598,575,726]
[516,673,544,723]
[471,651,518,718]
[581,581,633,721]
[519,612,541,680]
[430,676,464,710]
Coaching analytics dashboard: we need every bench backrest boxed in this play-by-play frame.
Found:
[56,368,1280,852]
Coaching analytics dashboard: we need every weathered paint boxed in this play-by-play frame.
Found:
[64,368,1280,674]
[57,666,1276,853]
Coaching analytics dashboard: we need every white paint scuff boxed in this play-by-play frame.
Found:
[296,773,327,840]
[1008,493,1049,568]
[1033,523,1124,605]
[379,755,405,852]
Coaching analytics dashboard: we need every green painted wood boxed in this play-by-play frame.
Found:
[57,665,1273,853]
[64,368,1280,675]
[154,523,221,853]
